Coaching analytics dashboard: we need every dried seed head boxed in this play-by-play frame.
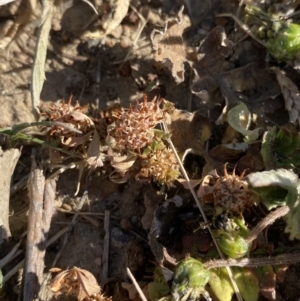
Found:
[213,164,257,215]
[139,147,180,185]
[199,164,258,215]
[107,95,163,152]
[42,97,93,137]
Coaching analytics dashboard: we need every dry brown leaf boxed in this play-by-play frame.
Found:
[50,267,101,301]
[271,67,300,124]
[62,131,93,147]
[86,130,104,168]
[151,6,190,83]
[110,154,137,175]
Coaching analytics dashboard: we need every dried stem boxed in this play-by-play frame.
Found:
[204,252,300,269]
[126,268,148,301]
[101,210,111,282]
[246,206,290,243]
[24,149,56,301]
[217,13,266,48]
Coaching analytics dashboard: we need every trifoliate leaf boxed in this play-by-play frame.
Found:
[227,102,260,143]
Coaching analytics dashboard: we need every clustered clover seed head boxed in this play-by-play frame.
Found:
[213,164,257,215]
[139,147,180,185]
[43,97,93,136]
[109,95,163,152]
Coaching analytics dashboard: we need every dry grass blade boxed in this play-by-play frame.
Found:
[31,0,53,119]
[3,227,69,284]
[101,210,111,282]
[0,242,21,269]
[217,12,266,48]
[161,120,243,301]
[126,267,147,301]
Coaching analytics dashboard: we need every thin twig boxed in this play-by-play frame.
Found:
[101,210,111,282]
[246,205,290,243]
[126,268,148,301]
[81,0,98,15]
[217,13,266,48]
[113,3,147,65]
[3,226,69,284]
[0,242,21,269]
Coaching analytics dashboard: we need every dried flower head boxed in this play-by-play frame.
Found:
[50,267,107,301]
[198,164,258,215]
[42,97,94,137]
[107,95,163,152]
[138,146,180,185]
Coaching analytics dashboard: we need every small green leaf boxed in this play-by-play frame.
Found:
[227,102,260,143]
[233,267,259,301]
[209,268,234,301]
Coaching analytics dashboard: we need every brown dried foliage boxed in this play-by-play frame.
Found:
[50,267,107,301]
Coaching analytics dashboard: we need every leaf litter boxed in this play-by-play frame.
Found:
[2,0,300,301]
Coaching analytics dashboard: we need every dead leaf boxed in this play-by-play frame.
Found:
[110,154,137,175]
[86,130,104,168]
[151,6,190,83]
[62,131,93,147]
[50,267,101,301]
